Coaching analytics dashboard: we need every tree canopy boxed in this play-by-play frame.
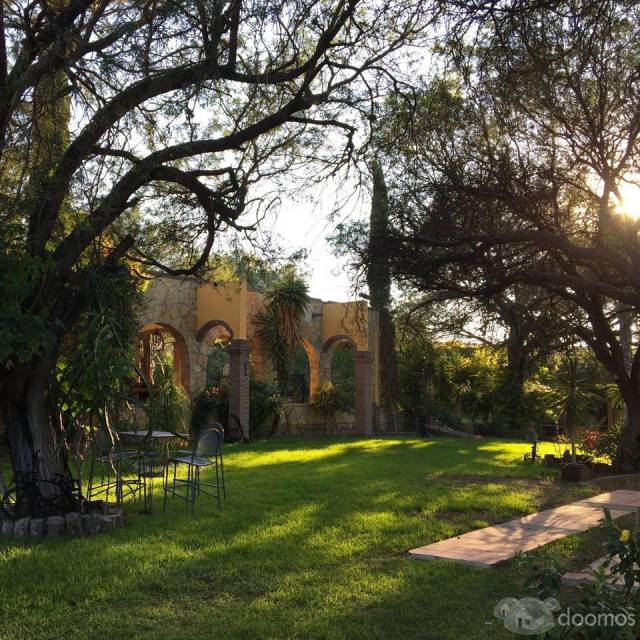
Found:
[353,0,640,469]
[0,0,438,509]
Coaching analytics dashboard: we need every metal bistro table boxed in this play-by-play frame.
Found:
[119,431,188,513]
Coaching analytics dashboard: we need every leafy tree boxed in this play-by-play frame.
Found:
[335,89,568,433]
[0,0,435,511]
[487,290,570,430]
[367,160,400,425]
[53,264,143,454]
[208,247,309,292]
[392,293,563,431]
[395,332,504,432]
[365,2,640,469]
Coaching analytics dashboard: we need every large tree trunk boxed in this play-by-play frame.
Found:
[378,306,400,430]
[619,306,634,450]
[500,329,527,431]
[615,391,640,473]
[611,307,640,472]
[0,352,70,516]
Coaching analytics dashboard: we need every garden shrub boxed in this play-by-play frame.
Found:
[146,354,191,434]
[192,377,282,439]
[249,378,283,438]
[581,423,622,462]
[311,382,353,422]
[430,403,463,430]
[191,382,229,432]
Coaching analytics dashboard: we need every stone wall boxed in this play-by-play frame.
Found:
[138,276,209,394]
[278,403,356,435]
[139,276,379,435]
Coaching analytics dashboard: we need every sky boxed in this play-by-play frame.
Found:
[260,183,369,303]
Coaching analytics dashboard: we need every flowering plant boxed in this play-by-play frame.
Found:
[602,509,640,599]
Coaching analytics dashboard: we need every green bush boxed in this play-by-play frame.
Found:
[249,378,283,438]
[192,378,282,439]
[311,382,353,421]
[430,403,463,430]
[581,423,622,462]
[191,382,229,432]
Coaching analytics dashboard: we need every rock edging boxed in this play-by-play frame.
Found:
[0,507,124,538]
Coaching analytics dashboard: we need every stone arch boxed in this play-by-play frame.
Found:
[321,334,372,434]
[247,336,266,379]
[196,319,234,343]
[136,322,191,392]
[300,338,320,400]
[322,334,358,353]
[196,320,234,388]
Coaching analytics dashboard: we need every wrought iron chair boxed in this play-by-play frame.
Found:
[87,428,141,506]
[163,424,225,511]
[136,435,167,513]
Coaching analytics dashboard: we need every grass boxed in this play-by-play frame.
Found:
[0,435,616,640]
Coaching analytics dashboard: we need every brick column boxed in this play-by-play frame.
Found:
[228,339,251,441]
[354,350,373,435]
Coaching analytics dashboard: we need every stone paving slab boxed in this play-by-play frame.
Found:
[408,524,571,567]
[515,504,628,532]
[408,491,640,568]
[575,489,640,511]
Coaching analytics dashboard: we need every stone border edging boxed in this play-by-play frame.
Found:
[0,508,124,538]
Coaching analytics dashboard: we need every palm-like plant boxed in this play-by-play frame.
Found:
[545,355,600,463]
[146,352,191,434]
[254,275,310,393]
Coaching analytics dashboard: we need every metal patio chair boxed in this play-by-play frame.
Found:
[163,424,225,511]
[136,435,167,513]
[86,428,142,506]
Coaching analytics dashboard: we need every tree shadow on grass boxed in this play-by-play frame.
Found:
[0,436,590,640]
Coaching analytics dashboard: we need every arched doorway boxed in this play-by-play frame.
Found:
[323,335,372,434]
[134,322,190,394]
[330,342,356,409]
[196,320,234,389]
[195,320,249,441]
[290,339,319,402]
[289,345,311,403]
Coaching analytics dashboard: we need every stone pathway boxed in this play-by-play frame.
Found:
[408,490,640,568]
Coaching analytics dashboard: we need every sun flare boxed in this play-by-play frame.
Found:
[616,181,640,218]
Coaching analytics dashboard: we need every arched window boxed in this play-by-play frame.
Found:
[134,322,190,393]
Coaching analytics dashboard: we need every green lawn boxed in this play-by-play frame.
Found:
[0,436,612,639]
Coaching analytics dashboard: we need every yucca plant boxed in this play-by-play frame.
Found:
[254,275,310,394]
[545,355,600,464]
